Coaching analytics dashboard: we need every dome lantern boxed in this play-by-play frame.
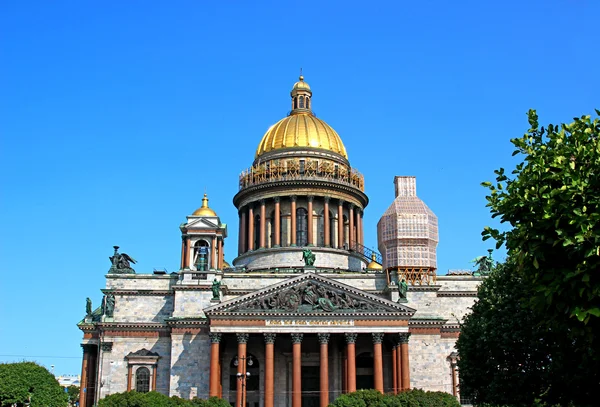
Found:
[192,193,218,217]
[290,74,313,114]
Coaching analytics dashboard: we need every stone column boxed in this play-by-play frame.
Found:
[180,237,186,270]
[209,333,222,397]
[355,209,361,246]
[451,360,458,397]
[79,345,90,407]
[345,333,357,393]
[359,210,364,246]
[291,333,303,407]
[392,345,398,394]
[264,334,276,407]
[240,209,247,254]
[274,197,281,247]
[185,237,191,268]
[127,365,132,391]
[349,204,355,248]
[324,197,330,247]
[236,333,249,407]
[372,333,384,393]
[260,199,266,249]
[211,236,217,270]
[218,238,223,270]
[152,365,157,391]
[396,338,402,391]
[290,196,297,246]
[248,206,254,251]
[337,200,344,249]
[318,333,330,407]
[400,333,411,390]
[307,196,314,246]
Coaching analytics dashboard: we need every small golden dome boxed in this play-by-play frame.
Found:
[367,253,383,270]
[255,113,347,159]
[292,75,311,91]
[192,194,218,217]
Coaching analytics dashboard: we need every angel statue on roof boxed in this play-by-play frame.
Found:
[472,249,495,276]
[108,246,137,274]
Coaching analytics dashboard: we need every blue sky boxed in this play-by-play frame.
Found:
[0,0,597,375]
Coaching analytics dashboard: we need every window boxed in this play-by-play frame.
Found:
[293,97,298,109]
[299,96,305,108]
[194,240,209,271]
[135,367,150,393]
[296,208,308,246]
[254,214,261,249]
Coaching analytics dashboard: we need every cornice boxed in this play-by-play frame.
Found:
[101,289,174,296]
[436,291,478,297]
[408,285,442,292]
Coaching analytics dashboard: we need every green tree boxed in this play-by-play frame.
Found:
[66,385,79,406]
[482,109,600,327]
[0,361,68,407]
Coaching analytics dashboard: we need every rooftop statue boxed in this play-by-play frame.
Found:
[302,249,316,267]
[109,246,136,274]
[398,278,408,303]
[472,249,495,276]
[102,294,115,318]
[85,297,92,316]
[211,278,221,300]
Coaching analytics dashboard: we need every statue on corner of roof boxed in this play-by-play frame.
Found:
[108,246,136,274]
[102,294,115,318]
[302,249,316,267]
[85,297,92,317]
[472,249,495,276]
[398,278,408,303]
[212,278,221,300]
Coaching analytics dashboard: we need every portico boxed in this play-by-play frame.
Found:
[205,274,414,407]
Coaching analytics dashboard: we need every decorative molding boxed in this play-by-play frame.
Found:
[101,342,113,352]
[398,333,411,344]
[371,333,385,344]
[100,289,174,296]
[236,333,249,344]
[317,333,330,344]
[345,333,358,344]
[291,333,303,344]
[264,333,276,344]
[436,291,478,297]
[209,333,222,343]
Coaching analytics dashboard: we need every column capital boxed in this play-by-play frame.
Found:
[372,333,385,344]
[209,333,222,343]
[291,333,303,344]
[307,195,314,202]
[236,333,250,344]
[264,333,276,344]
[317,333,330,344]
[290,195,297,202]
[273,196,281,203]
[324,196,331,203]
[398,333,411,344]
[101,342,113,352]
[345,333,358,344]
[260,199,266,205]
[348,202,355,209]
[338,199,345,206]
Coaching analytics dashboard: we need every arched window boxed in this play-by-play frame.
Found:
[293,97,298,109]
[194,240,210,271]
[254,214,261,250]
[306,97,310,109]
[135,367,150,393]
[296,208,308,246]
[329,210,336,247]
[299,96,305,109]
[343,215,350,248]
[317,211,325,247]
[356,353,374,390]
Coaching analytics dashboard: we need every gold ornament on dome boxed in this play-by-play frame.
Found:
[192,193,218,217]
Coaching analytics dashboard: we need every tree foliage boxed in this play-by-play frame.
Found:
[327,389,460,407]
[0,362,68,407]
[66,386,79,406]
[98,391,231,407]
[482,109,600,326]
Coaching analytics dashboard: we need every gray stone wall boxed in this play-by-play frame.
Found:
[99,336,172,398]
[169,333,211,399]
[113,294,174,323]
[106,274,177,290]
[172,290,213,318]
[409,335,456,394]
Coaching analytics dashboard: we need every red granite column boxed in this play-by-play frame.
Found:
[396,337,403,391]
[349,204,355,248]
[184,237,191,268]
[290,196,297,246]
[260,199,266,249]
[400,333,411,390]
[209,333,222,397]
[264,334,276,407]
[324,197,330,247]
[239,209,247,254]
[248,206,254,251]
[356,209,362,246]
[127,365,132,391]
[392,345,398,394]
[274,198,281,247]
[218,238,223,270]
[291,333,303,407]
[307,196,314,246]
[372,333,384,393]
[211,237,217,269]
[152,365,157,391]
[318,333,330,407]
[337,200,344,249]
[359,210,364,247]
[236,334,249,407]
[79,345,90,407]
[345,333,357,393]
[180,237,186,270]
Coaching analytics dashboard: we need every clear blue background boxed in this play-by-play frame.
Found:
[1,0,598,375]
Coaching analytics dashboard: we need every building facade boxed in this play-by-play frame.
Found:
[78,76,481,407]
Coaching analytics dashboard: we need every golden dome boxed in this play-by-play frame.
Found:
[192,194,218,217]
[292,75,311,91]
[367,253,383,270]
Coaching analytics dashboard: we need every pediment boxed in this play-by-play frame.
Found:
[205,274,415,317]
[186,217,219,229]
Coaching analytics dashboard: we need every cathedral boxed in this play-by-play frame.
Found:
[78,76,481,407]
